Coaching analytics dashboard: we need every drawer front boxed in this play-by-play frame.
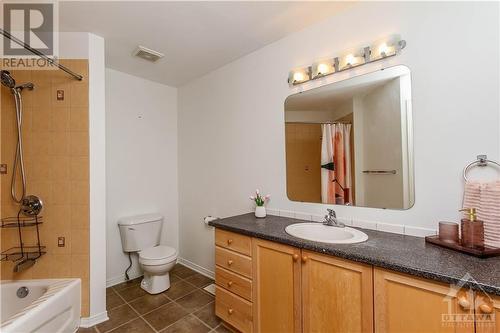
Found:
[215,229,252,256]
[216,246,252,278]
[216,266,252,301]
[216,286,253,333]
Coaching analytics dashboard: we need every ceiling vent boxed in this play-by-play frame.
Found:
[133,46,164,62]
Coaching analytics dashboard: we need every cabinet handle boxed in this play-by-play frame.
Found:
[301,255,308,263]
[227,239,233,245]
[227,260,233,266]
[479,303,493,314]
[293,254,299,262]
[458,296,471,310]
[228,308,234,315]
[227,281,233,287]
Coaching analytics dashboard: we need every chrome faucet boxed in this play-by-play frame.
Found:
[323,209,345,228]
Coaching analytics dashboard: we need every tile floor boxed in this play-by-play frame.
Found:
[78,264,231,333]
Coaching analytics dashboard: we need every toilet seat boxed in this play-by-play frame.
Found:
[139,245,177,266]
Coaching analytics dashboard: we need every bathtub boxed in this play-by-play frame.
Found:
[1,279,81,333]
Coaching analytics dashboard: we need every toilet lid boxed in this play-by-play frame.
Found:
[140,245,177,260]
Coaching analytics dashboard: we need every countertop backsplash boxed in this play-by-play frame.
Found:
[266,208,437,238]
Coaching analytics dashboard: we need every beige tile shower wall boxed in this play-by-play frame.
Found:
[0,60,90,316]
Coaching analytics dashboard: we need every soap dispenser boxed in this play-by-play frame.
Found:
[460,208,484,248]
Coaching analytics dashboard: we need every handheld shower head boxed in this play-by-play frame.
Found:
[1,70,16,89]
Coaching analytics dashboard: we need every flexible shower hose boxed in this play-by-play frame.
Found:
[11,89,27,203]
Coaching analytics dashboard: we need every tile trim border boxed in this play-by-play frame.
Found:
[80,310,109,328]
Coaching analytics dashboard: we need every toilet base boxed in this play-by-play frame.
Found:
[141,272,171,294]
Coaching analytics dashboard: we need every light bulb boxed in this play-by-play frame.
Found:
[345,54,356,66]
[293,72,305,82]
[317,63,329,75]
[378,43,389,57]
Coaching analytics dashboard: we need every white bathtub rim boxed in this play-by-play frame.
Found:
[1,278,81,331]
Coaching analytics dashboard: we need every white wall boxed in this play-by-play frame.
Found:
[355,78,403,209]
[105,69,178,285]
[178,2,499,273]
[60,32,108,324]
[285,103,353,123]
[87,33,107,324]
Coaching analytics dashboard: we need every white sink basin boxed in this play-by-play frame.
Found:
[285,223,368,244]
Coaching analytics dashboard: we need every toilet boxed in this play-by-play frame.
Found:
[118,214,177,294]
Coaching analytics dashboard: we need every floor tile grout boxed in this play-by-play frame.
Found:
[191,312,217,332]
[91,265,216,333]
[127,299,159,333]
[104,280,155,333]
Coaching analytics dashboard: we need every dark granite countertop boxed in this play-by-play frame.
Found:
[209,213,500,296]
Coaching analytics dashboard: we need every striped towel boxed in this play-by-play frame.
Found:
[463,180,500,248]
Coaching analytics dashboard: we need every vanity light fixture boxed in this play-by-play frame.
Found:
[312,61,335,78]
[372,37,406,60]
[288,36,406,86]
[288,67,311,85]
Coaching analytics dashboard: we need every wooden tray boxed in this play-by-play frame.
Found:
[425,235,500,258]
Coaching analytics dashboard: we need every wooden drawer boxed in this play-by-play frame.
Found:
[216,286,253,333]
[216,229,252,256]
[216,246,252,278]
[216,266,252,301]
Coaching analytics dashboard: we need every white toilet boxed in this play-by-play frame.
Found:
[118,214,177,294]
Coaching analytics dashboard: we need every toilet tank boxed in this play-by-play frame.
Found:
[118,213,163,252]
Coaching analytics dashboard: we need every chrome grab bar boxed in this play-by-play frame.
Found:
[362,170,396,174]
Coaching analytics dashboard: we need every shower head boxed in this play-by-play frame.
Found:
[1,70,16,89]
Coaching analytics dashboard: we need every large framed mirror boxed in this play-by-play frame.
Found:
[285,65,414,209]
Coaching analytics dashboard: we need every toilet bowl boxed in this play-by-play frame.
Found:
[139,245,177,294]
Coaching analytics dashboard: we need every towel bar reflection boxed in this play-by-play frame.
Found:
[463,155,500,181]
[362,170,397,174]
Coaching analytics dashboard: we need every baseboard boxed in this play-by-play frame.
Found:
[106,269,143,288]
[106,259,213,287]
[80,311,109,328]
[177,257,214,279]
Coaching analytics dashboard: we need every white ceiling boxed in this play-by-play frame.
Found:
[59,1,354,87]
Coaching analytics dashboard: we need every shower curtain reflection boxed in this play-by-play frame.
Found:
[321,123,352,205]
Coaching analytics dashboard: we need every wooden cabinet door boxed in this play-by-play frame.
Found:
[302,250,373,333]
[252,238,301,333]
[474,293,500,333]
[374,268,474,333]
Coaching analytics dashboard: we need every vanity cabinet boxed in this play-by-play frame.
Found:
[252,238,302,333]
[252,241,372,333]
[302,250,373,333]
[215,229,253,333]
[474,294,499,333]
[213,228,498,333]
[374,268,475,333]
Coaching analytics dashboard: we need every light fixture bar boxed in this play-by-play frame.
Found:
[288,38,406,86]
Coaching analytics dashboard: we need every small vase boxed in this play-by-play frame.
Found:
[255,206,266,218]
